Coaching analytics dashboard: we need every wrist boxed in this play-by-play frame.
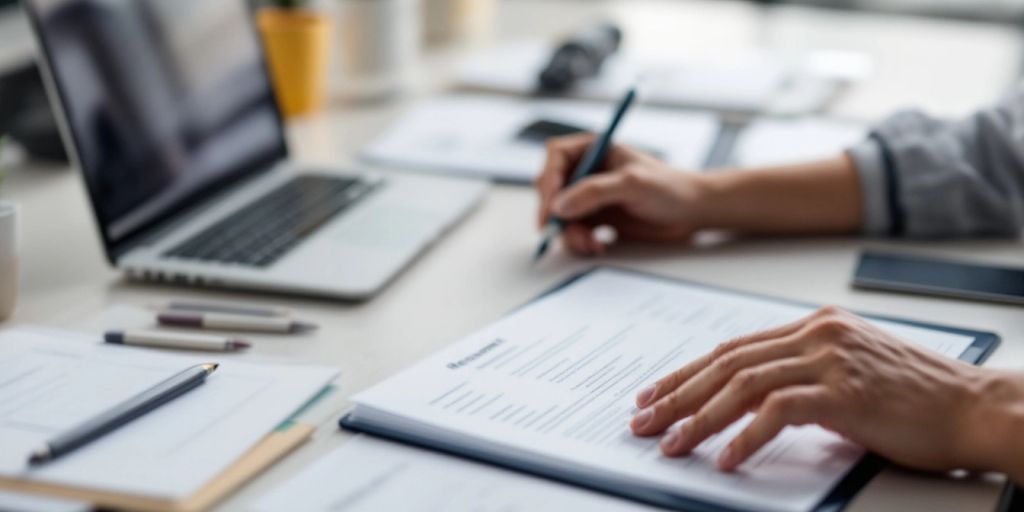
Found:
[959,370,1024,482]
[689,170,750,231]
[688,156,862,235]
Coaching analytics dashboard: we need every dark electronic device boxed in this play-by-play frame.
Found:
[853,251,1024,306]
[516,119,588,143]
[516,118,665,160]
[0,61,67,161]
[537,23,622,93]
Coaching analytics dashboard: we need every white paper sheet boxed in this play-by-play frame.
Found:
[457,40,872,115]
[0,328,338,500]
[0,489,88,512]
[731,117,868,168]
[251,435,659,512]
[352,269,974,512]
[360,94,720,183]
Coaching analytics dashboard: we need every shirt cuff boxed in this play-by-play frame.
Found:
[846,138,891,236]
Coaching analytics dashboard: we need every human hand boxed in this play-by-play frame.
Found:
[628,306,1024,479]
[534,133,711,256]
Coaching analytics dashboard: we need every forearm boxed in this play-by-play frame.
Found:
[695,154,863,235]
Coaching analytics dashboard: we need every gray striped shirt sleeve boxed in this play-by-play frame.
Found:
[846,88,1024,238]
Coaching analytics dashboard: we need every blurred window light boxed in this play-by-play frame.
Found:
[750,0,1024,23]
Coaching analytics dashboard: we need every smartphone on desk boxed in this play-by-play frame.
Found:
[853,251,1024,306]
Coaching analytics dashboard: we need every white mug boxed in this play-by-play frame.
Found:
[0,201,17,322]
[331,0,421,101]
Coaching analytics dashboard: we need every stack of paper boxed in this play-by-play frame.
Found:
[0,327,338,510]
[457,40,873,116]
[361,94,720,183]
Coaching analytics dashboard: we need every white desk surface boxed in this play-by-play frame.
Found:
[3,1,1022,510]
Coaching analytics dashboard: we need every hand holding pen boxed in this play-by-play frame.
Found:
[533,89,713,257]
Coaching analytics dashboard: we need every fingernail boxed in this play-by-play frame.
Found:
[632,408,654,430]
[660,430,681,451]
[719,445,737,469]
[636,384,657,406]
[675,423,692,450]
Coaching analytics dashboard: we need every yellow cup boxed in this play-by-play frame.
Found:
[257,8,331,118]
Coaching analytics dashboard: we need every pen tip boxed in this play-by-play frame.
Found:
[290,321,319,334]
[27,448,50,466]
[532,239,550,263]
[203,362,220,372]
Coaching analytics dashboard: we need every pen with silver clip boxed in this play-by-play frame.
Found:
[105,330,251,352]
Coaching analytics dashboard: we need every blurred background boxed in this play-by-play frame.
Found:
[3,0,1024,168]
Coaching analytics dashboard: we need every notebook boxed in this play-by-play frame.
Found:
[340,267,998,512]
[361,94,720,183]
[0,327,339,511]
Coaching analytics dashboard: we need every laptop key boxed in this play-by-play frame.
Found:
[165,175,375,267]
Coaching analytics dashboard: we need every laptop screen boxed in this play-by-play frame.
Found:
[26,0,287,254]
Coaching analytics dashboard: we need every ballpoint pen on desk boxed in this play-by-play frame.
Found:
[150,300,292,318]
[27,363,218,466]
[105,330,251,352]
[533,85,638,262]
[156,311,318,334]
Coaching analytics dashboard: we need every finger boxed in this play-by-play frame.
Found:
[552,172,635,220]
[561,223,595,256]
[717,385,834,471]
[631,334,807,436]
[536,134,597,228]
[589,232,608,255]
[635,316,812,408]
[658,356,822,456]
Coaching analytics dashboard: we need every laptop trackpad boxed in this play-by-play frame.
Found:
[329,207,442,249]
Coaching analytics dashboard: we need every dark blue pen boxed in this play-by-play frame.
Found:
[533,86,637,261]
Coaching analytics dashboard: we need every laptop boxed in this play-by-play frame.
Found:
[24,0,488,299]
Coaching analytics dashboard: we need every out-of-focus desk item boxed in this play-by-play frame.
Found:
[24,0,488,301]
[0,489,88,512]
[362,94,719,183]
[458,39,872,116]
[0,4,66,162]
[0,328,338,511]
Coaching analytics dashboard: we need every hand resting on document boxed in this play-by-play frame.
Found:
[629,306,1024,484]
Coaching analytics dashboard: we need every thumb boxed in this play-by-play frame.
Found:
[552,173,633,219]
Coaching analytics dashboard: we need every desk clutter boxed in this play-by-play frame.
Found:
[0,328,338,511]
[363,94,867,182]
[3,1,1013,511]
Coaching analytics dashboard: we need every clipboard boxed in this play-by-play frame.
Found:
[340,266,1000,512]
[0,386,336,512]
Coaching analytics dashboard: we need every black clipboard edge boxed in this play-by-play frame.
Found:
[341,265,1001,512]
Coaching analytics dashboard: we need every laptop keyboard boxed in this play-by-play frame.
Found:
[164,175,375,267]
